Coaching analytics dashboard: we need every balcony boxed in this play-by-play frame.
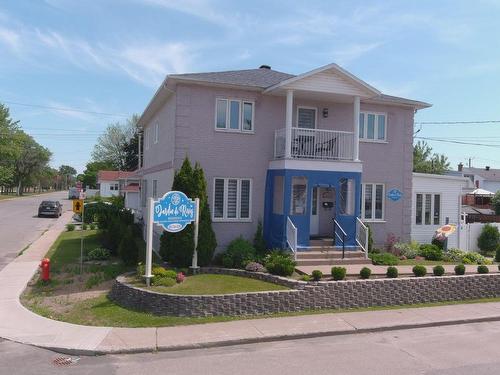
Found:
[274,127,355,161]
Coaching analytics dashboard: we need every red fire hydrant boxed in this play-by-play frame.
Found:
[40,258,50,282]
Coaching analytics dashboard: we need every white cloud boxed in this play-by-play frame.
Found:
[0,27,21,51]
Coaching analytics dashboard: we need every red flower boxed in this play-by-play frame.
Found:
[176,272,185,283]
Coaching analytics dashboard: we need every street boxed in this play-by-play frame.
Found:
[0,191,69,271]
[1,320,500,374]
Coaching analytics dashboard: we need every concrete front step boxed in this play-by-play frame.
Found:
[297,251,365,260]
[296,258,371,266]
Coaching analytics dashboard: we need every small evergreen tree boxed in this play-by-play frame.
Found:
[477,224,500,254]
[159,158,217,267]
[118,226,139,266]
[253,220,267,257]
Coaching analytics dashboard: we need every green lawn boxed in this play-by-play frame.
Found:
[397,259,459,266]
[22,293,500,328]
[0,191,54,201]
[134,274,289,295]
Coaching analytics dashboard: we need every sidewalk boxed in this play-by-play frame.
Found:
[2,213,500,356]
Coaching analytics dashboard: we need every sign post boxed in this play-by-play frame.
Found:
[72,199,85,274]
[145,191,198,285]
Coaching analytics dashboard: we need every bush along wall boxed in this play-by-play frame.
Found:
[160,158,217,267]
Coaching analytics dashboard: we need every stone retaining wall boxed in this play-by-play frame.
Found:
[108,269,500,317]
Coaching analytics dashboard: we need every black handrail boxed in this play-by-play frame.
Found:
[333,219,346,259]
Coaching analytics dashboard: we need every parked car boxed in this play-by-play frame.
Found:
[68,187,79,199]
[38,200,62,218]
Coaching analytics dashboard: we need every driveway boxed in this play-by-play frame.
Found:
[0,191,70,271]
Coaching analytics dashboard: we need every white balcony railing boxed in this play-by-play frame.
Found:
[274,127,355,161]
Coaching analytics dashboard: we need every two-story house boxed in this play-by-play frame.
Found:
[135,63,430,253]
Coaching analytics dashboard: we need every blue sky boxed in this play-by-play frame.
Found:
[1,0,499,173]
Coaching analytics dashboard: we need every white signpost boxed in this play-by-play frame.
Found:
[144,191,199,286]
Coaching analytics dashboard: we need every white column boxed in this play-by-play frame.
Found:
[353,95,360,161]
[285,89,294,159]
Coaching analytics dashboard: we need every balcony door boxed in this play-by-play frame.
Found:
[296,107,317,158]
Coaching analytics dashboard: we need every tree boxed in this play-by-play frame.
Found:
[160,158,217,267]
[413,141,450,174]
[78,160,114,189]
[91,115,138,170]
[492,191,500,215]
[0,104,20,192]
[58,165,77,190]
[13,132,52,195]
[477,224,500,254]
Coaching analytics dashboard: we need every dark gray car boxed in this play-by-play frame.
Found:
[38,200,62,218]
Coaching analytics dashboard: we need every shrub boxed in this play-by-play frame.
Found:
[386,266,398,278]
[431,237,444,250]
[462,252,491,265]
[85,274,103,289]
[159,158,217,267]
[496,245,500,263]
[300,275,311,282]
[137,263,145,277]
[66,224,75,231]
[311,269,323,281]
[87,247,111,261]
[418,244,443,261]
[82,223,88,230]
[118,226,139,266]
[477,224,500,254]
[152,266,177,279]
[412,265,427,277]
[443,248,466,262]
[152,276,176,287]
[89,223,96,230]
[245,262,266,273]
[222,237,256,269]
[264,250,296,276]
[359,267,372,279]
[370,252,399,266]
[253,220,267,257]
[477,265,489,274]
[331,266,346,281]
[454,264,466,275]
[394,241,419,259]
[367,224,374,252]
[433,265,445,276]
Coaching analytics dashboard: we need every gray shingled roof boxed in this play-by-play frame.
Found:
[463,167,500,182]
[169,68,295,88]
[168,67,430,108]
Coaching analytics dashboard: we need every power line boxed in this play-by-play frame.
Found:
[415,120,500,125]
[1,100,130,118]
[416,136,500,148]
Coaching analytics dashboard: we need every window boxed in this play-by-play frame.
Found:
[213,178,252,221]
[415,193,441,225]
[359,112,386,141]
[291,176,307,215]
[297,107,316,129]
[339,178,355,215]
[215,98,254,132]
[152,180,157,199]
[154,122,159,144]
[273,175,284,214]
[110,184,114,191]
[362,183,384,220]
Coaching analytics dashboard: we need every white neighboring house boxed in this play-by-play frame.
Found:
[97,170,137,198]
[411,173,473,249]
[462,166,500,193]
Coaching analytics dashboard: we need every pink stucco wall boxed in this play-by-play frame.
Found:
[141,82,415,249]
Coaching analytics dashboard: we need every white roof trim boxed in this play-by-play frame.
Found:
[263,63,381,96]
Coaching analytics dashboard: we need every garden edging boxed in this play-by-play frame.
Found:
[108,268,500,317]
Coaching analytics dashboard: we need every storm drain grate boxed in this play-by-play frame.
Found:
[52,356,80,366]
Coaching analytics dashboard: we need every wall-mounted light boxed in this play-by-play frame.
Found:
[322,108,328,118]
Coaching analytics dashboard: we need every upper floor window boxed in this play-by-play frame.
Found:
[144,127,150,150]
[154,122,159,144]
[359,112,386,141]
[216,98,254,132]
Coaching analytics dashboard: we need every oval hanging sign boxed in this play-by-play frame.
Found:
[153,191,197,232]
[387,188,403,202]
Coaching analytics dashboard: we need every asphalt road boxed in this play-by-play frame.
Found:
[0,191,70,271]
[2,321,500,374]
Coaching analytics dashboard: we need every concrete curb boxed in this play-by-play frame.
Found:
[19,312,500,356]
